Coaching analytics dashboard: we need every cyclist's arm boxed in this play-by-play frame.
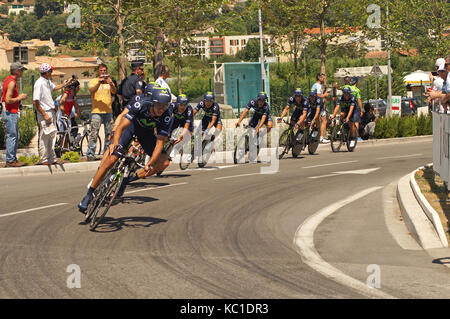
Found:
[74,101,82,119]
[280,105,290,119]
[112,108,129,133]
[257,115,267,131]
[112,116,131,149]
[313,107,320,122]
[346,105,355,122]
[208,115,217,129]
[237,108,249,125]
[297,110,308,127]
[331,104,340,118]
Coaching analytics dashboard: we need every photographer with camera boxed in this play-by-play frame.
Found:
[87,63,116,161]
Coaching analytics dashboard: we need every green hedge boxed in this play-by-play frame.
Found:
[0,108,37,149]
[374,114,432,139]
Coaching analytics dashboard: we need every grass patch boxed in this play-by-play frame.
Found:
[17,155,40,166]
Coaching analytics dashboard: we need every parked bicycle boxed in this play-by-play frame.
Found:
[329,117,358,152]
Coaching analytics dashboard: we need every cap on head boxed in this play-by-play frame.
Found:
[10,62,27,73]
[293,88,303,96]
[257,92,267,101]
[438,63,446,72]
[39,63,54,74]
[177,94,189,105]
[435,58,446,67]
[131,60,144,70]
[151,87,171,104]
[204,92,215,101]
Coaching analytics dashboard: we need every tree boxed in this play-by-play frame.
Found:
[35,0,63,19]
[235,38,270,62]
[0,5,8,15]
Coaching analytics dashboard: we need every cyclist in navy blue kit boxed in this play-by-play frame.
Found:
[168,94,194,144]
[236,92,273,135]
[330,86,360,147]
[78,87,172,213]
[193,92,223,136]
[278,88,309,128]
[306,90,323,131]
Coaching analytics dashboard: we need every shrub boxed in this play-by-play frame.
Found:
[62,151,80,162]
[18,155,40,166]
[384,115,400,138]
[18,108,37,148]
[399,116,417,137]
[374,116,387,139]
[416,113,427,135]
[423,114,433,135]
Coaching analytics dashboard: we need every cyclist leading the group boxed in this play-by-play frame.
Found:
[78,87,172,213]
[330,86,360,148]
[236,92,273,134]
[278,88,309,127]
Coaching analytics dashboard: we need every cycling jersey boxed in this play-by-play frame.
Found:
[289,96,309,122]
[247,99,273,128]
[196,101,222,130]
[338,95,360,123]
[307,97,324,120]
[343,84,361,100]
[168,102,194,132]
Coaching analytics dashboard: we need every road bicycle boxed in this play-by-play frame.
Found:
[330,117,358,152]
[278,119,320,159]
[84,143,145,231]
[233,124,261,164]
[54,116,102,158]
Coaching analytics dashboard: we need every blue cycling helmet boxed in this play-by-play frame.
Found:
[309,90,317,97]
[257,92,268,101]
[177,94,189,105]
[144,82,158,96]
[350,76,359,85]
[293,88,303,96]
[204,92,215,101]
[151,87,171,104]
[342,87,352,95]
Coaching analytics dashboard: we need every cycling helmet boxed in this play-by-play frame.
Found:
[257,92,268,101]
[342,87,352,95]
[293,88,303,96]
[204,92,215,101]
[309,90,317,97]
[151,87,171,104]
[177,94,189,105]
[144,82,158,96]
[350,76,359,85]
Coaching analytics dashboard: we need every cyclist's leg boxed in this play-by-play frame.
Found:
[319,108,328,141]
[265,116,273,133]
[136,135,170,179]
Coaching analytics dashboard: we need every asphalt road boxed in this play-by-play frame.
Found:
[1,139,449,298]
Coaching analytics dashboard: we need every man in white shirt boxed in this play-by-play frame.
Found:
[312,73,330,143]
[33,63,71,165]
[155,65,177,102]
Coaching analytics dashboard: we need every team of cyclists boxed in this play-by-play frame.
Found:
[78,75,362,213]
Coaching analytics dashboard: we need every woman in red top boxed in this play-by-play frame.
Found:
[58,80,82,147]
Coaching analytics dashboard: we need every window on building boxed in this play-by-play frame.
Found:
[210,39,223,47]
[236,40,239,45]
[13,46,28,64]
[210,47,224,54]
[243,39,246,45]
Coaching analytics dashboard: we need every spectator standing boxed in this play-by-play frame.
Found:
[311,73,330,144]
[117,60,145,108]
[155,64,177,102]
[33,63,70,165]
[360,103,376,140]
[87,63,116,161]
[57,80,81,139]
[1,62,28,167]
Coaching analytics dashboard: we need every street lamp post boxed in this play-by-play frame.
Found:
[387,0,392,114]
[258,4,265,92]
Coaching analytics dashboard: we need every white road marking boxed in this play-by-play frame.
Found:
[0,203,68,218]
[215,173,263,180]
[162,165,237,174]
[376,154,423,160]
[293,186,396,299]
[124,182,188,195]
[308,168,380,179]
[303,160,359,169]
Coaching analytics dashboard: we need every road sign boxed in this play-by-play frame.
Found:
[390,95,401,115]
[370,63,383,76]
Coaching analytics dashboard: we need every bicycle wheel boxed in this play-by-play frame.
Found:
[80,134,102,157]
[180,142,194,170]
[308,128,320,155]
[278,129,291,160]
[198,139,215,168]
[234,134,249,164]
[346,125,358,152]
[330,122,343,153]
[89,172,123,231]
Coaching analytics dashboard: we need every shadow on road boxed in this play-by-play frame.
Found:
[154,174,191,178]
[432,257,450,265]
[92,216,168,233]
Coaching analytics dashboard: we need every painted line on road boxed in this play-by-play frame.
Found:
[303,160,359,169]
[0,203,68,218]
[215,173,263,180]
[124,182,188,195]
[376,154,423,160]
[293,186,396,299]
[162,164,237,174]
[308,173,340,180]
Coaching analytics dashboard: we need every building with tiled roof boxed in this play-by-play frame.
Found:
[2,0,35,15]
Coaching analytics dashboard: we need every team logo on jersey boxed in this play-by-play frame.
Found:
[139,118,156,128]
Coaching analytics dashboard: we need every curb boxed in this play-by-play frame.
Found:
[410,166,448,247]
[0,161,100,178]
[397,173,444,249]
